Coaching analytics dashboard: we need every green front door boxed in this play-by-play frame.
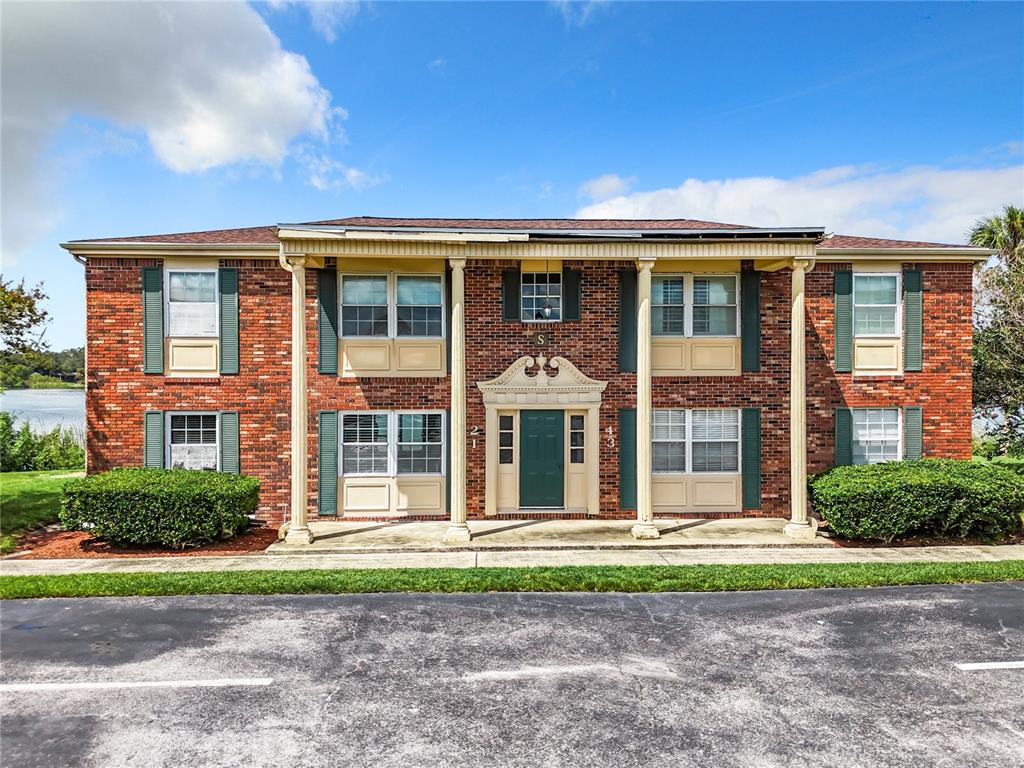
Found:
[519,410,564,508]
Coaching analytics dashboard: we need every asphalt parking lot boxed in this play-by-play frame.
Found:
[2,582,1022,767]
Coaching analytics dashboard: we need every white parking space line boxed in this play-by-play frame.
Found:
[955,661,1024,671]
[0,677,273,692]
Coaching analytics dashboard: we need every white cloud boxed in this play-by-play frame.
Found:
[578,173,635,202]
[0,1,345,258]
[296,148,387,192]
[576,163,1024,244]
[550,0,609,27]
[266,0,363,43]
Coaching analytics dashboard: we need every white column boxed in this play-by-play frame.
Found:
[632,258,659,539]
[284,254,313,544]
[784,258,816,539]
[444,257,471,544]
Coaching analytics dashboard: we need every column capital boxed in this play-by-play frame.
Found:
[279,252,307,271]
[636,257,657,272]
[791,258,816,273]
[448,256,467,270]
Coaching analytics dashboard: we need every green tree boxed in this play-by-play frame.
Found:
[971,205,1024,455]
[0,278,49,354]
[0,412,14,470]
[9,422,38,472]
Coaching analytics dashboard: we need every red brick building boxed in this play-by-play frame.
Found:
[63,217,986,542]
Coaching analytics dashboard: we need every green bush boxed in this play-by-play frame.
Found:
[60,469,258,548]
[810,459,1024,543]
[0,412,84,471]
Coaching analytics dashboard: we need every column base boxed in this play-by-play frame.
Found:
[783,521,817,540]
[443,523,472,545]
[284,526,314,545]
[630,523,661,540]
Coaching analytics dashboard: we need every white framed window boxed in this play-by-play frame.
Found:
[652,274,739,337]
[652,277,685,336]
[652,409,687,472]
[652,408,742,474]
[569,414,585,464]
[852,408,902,464]
[690,409,740,472]
[341,412,390,474]
[340,274,445,339]
[397,412,444,474]
[854,273,901,337]
[165,412,219,471]
[521,272,561,322]
[340,411,446,477]
[498,414,514,465]
[166,270,218,337]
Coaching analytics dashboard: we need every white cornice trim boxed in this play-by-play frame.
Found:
[816,247,991,262]
[61,242,278,258]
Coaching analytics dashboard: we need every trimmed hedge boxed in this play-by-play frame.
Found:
[60,469,258,548]
[810,459,1024,543]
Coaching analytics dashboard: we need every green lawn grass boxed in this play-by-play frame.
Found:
[0,470,81,554]
[2,561,1022,599]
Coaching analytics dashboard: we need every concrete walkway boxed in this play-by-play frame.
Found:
[2,544,1022,576]
[266,518,833,554]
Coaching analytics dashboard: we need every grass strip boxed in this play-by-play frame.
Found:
[0,470,81,554]
[2,560,1022,599]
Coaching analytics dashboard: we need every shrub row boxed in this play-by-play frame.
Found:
[810,459,1024,543]
[0,412,84,472]
[61,468,259,548]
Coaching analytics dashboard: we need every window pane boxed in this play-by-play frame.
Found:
[652,410,686,440]
[693,277,736,306]
[854,306,897,336]
[692,441,739,472]
[653,277,684,306]
[652,306,685,336]
[341,305,388,336]
[652,442,685,472]
[570,415,584,431]
[499,415,513,431]
[169,272,216,304]
[692,306,736,336]
[854,275,897,305]
[499,448,513,465]
[342,276,387,305]
[397,276,441,306]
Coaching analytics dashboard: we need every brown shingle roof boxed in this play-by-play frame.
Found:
[69,225,280,245]
[304,216,754,231]
[820,234,967,249]
[67,217,974,249]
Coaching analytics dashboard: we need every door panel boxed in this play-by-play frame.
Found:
[519,410,564,507]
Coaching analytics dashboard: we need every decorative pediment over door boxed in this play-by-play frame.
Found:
[476,355,607,405]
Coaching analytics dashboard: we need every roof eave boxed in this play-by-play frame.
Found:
[816,246,993,261]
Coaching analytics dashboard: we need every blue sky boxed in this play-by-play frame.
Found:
[2,1,1022,349]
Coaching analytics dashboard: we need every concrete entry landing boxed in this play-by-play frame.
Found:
[266,518,834,554]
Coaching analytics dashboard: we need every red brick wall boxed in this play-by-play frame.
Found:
[86,257,974,525]
[85,258,293,523]
[806,262,974,471]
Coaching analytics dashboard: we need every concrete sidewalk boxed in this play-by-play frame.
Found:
[2,544,1022,576]
[266,518,833,554]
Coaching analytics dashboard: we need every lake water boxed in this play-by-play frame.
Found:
[1,389,86,434]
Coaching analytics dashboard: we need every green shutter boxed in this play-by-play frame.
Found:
[835,407,853,466]
[834,270,853,373]
[903,269,923,372]
[903,406,923,460]
[444,407,452,514]
[144,411,164,468]
[741,269,761,372]
[562,267,582,321]
[219,411,240,473]
[318,410,338,515]
[619,408,637,510]
[444,268,453,372]
[502,269,520,321]
[741,408,761,509]
[618,269,637,372]
[218,268,239,374]
[142,267,163,374]
[317,269,339,375]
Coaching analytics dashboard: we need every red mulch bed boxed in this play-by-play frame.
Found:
[7,527,280,559]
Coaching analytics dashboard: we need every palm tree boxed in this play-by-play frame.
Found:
[969,205,1024,266]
